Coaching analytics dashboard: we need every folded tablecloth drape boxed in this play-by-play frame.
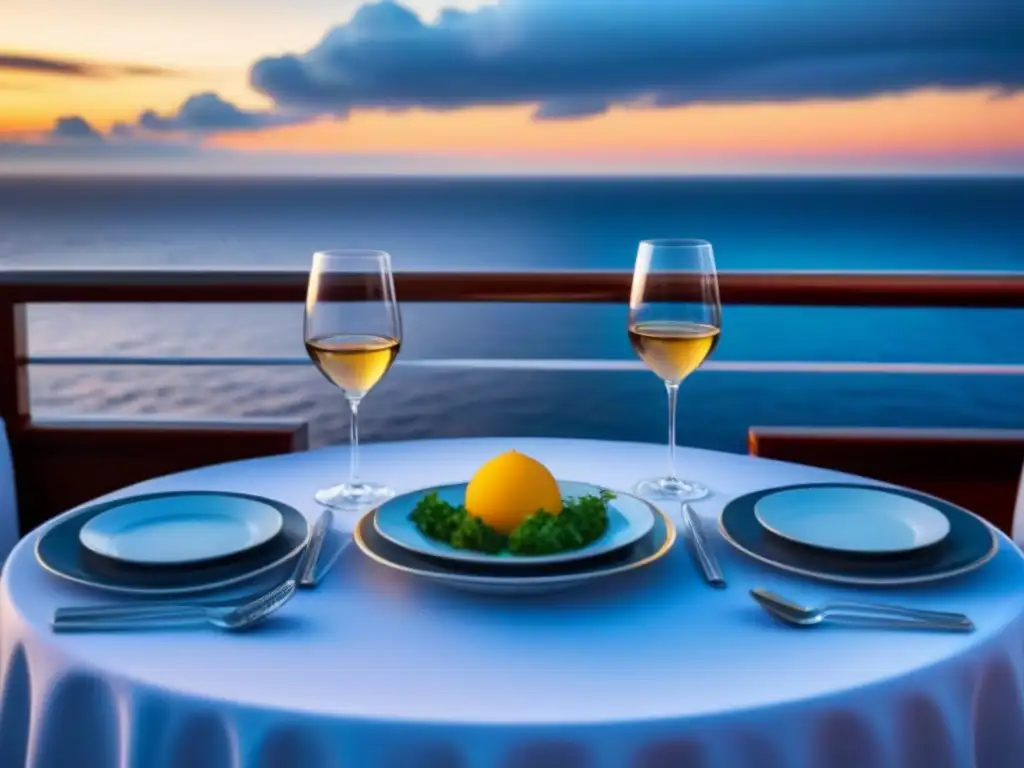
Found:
[2,438,1023,768]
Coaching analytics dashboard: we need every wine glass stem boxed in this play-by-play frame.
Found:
[665,381,679,482]
[348,398,361,486]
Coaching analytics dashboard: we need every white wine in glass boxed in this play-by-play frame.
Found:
[304,250,402,511]
[628,239,722,501]
[305,334,401,400]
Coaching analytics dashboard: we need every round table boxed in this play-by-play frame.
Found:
[2,437,1024,768]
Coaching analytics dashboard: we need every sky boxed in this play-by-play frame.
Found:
[1,0,1023,175]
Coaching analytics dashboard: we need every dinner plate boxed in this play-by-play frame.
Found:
[355,501,675,594]
[373,481,655,566]
[720,483,998,586]
[37,491,310,596]
[754,486,950,555]
[79,492,284,566]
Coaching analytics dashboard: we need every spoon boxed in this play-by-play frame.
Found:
[750,587,974,632]
[52,579,296,633]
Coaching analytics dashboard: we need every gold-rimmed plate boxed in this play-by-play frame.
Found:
[354,501,675,595]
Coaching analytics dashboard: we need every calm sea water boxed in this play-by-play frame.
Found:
[1,176,1022,454]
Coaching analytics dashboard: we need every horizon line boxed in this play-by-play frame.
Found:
[1,170,1022,182]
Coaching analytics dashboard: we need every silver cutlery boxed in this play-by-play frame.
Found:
[295,509,333,588]
[308,530,350,587]
[681,503,725,588]
[54,589,266,620]
[54,574,303,619]
[52,579,296,633]
[750,587,974,632]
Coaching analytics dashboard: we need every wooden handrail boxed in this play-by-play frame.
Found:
[1,269,1024,306]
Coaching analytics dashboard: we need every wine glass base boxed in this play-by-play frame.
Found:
[315,481,395,511]
[633,476,710,502]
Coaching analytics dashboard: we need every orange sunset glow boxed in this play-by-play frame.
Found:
[210,90,1024,162]
[2,0,1022,174]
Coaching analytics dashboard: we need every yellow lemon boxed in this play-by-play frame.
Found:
[465,450,563,535]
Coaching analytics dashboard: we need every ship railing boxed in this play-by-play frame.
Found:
[2,268,1023,532]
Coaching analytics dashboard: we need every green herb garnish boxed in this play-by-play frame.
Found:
[409,489,614,556]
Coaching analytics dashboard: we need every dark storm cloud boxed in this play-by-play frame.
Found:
[134,92,298,133]
[0,52,175,78]
[248,0,1024,120]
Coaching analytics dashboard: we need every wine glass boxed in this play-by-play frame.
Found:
[628,239,721,501]
[304,249,403,510]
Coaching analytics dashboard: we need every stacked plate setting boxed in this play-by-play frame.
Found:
[354,480,676,594]
[42,482,995,597]
[36,491,311,596]
[719,483,999,586]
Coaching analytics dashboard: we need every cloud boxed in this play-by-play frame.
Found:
[1,119,213,169]
[0,139,222,177]
[3,94,297,153]
[0,141,203,162]
[109,121,135,139]
[249,0,1024,120]
[50,116,104,142]
[0,52,175,78]
[133,92,299,134]
[533,97,611,121]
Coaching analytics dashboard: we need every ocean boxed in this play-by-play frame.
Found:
[1,176,1022,455]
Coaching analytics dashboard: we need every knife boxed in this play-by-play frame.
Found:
[681,503,726,588]
[295,510,333,588]
[309,528,351,587]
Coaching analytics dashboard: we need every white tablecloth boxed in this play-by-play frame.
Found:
[2,437,1023,768]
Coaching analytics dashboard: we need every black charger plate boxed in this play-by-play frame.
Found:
[719,483,999,586]
[36,491,310,596]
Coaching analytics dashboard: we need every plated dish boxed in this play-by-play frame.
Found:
[401,450,621,560]
[721,483,998,586]
[79,492,284,566]
[37,491,310,596]
[355,449,675,593]
[374,479,655,566]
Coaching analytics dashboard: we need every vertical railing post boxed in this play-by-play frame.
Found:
[0,301,29,431]
[1,300,29,530]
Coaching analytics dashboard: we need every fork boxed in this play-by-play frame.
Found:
[53,579,296,632]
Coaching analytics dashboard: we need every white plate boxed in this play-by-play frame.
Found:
[373,480,655,566]
[79,492,284,566]
[41,492,309,595]
[754,486,951,555]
